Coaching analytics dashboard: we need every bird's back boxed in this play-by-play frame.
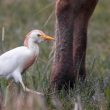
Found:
[0,46,37,78]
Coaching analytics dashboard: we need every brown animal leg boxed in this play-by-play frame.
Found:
[51,0,98,90]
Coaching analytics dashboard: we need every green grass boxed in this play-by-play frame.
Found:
[0,0,110,110]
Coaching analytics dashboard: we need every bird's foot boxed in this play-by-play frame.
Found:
[24,87,44,96]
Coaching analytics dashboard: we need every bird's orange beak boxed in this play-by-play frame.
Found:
[41,34,54,41]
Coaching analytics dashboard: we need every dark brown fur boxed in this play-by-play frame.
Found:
[51,0,98,89]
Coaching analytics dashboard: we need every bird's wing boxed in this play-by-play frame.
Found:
[0,46,35,77]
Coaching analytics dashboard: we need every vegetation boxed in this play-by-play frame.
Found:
[0,0,110,110]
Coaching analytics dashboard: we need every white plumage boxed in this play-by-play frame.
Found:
[0,30,54,94]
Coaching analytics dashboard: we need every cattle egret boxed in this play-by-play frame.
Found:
[0,30,54,95]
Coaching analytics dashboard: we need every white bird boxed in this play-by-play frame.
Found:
[0,30,54,95]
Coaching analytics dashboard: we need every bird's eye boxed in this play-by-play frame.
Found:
[37,34,41,37]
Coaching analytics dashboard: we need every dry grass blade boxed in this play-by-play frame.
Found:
[43,10,54,27]
[74,96,82,110]
[1,26,5,53]
[2,26,5,42]
[0,90,3,110]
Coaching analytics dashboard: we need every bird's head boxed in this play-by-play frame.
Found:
[24,30,54,47]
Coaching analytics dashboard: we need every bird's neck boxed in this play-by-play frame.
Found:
[29,42,39,55]
[24,37,39,55]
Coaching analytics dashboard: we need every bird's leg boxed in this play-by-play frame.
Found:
[16,73,44,96]
[20,80,44,95]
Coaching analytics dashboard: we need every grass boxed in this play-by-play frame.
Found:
[0,0,110,110]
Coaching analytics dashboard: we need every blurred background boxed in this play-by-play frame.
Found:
[0,0,110,110]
